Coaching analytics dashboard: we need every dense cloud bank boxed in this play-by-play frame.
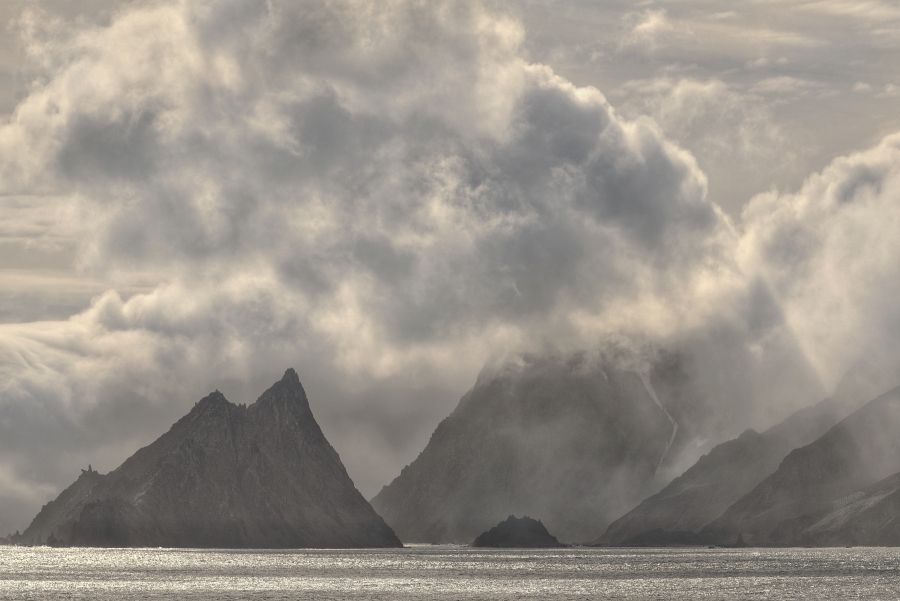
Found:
[0,1,897,533]
[740,134,900,394]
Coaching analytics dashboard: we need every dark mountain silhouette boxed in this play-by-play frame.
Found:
[371,353,683,544]
[472,515,564,548]
[597,396,850,546]
[18,369,401,548]
[703,386,900,546]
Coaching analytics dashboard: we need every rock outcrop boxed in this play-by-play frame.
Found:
[472,515,564,548]
[19,369,401,548]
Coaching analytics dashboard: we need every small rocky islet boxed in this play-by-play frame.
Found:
[472,515,564,548]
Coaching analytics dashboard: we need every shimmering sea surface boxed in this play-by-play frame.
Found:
[2,545,900,600]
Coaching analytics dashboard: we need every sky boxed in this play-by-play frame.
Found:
[1,0,900,535]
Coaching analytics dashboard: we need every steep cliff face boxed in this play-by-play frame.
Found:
[703,386,900,546]
[597,396,849,546]
[371,353,678,544]
[20,369,401,548]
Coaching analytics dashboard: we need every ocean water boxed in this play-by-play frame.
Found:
[2,545,899,600]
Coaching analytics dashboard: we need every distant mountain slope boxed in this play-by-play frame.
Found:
[703,386,900,546]
[18,369,401,548]
[597,396,849,546]
[371,353,678,543]
[800,471,900,546]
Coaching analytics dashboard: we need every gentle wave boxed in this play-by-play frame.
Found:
[2,546,900,599]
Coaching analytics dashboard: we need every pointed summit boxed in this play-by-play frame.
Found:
[253,367,311,416]
[19,369,401,548]
[282,367,300,384]
[194,390,231,409]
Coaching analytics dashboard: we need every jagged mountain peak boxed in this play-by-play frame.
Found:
[252,368,311,412]
[19,368,401,548]
[282,367,301,382]
[186,369,311,420]
[194,390,232,408]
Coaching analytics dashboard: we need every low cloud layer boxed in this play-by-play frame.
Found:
[0,0,898,534]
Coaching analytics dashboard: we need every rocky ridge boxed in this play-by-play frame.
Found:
[702,386,900,546]
[597,396,850,546]
[18,369,401,548]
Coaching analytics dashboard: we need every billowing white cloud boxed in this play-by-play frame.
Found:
[740,133,900,393]
[0,0,745,531]
[619,9,675,53]
[612,77,791,212]
[519,0,900,222]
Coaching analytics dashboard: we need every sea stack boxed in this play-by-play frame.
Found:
[18,369,401,548]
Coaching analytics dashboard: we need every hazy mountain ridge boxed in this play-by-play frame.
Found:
[598,396,851,546]
[16,369,400,548]
[371,352,708,544]
[702,386,900,546]
[11,359,899,549]
[798,470,900,545]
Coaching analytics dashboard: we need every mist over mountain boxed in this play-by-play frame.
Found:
[16,369,400,548]
[703,386,900,546]
[371,336,823,544]
[597,395,852,546]
[372,353,672,543]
